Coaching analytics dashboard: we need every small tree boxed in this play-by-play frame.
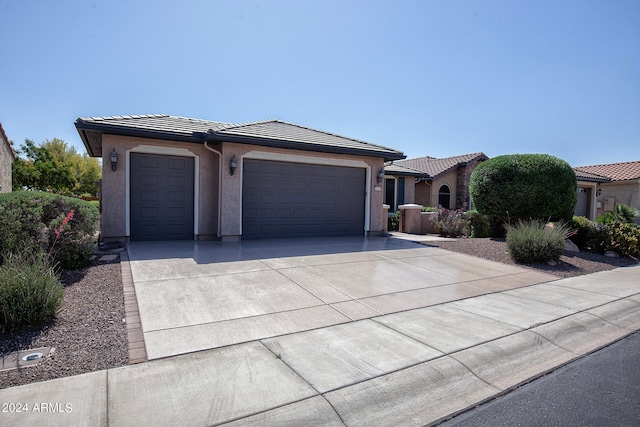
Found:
[469,154,577,224]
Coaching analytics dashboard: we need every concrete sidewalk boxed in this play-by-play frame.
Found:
[0,238,638,426]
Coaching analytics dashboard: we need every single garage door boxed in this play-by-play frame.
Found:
[130,153,194,241]
[242,159,366,239]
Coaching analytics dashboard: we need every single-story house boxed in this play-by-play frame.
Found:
[75,114,405,241]
[0,122,16,193]
[384,152,488,211]
[574,160,640,222]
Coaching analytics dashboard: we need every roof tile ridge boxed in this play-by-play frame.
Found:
[78,113,171,122]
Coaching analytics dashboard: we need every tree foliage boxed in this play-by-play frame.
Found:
[469,154,577,223]
[12,138,101,196]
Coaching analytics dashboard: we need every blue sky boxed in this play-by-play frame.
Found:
[1,0,638,167]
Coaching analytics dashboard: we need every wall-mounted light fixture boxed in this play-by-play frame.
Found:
[377,168,385,183]
[596,186,602,197]
[110,148,118,171]
[230,154,238,176]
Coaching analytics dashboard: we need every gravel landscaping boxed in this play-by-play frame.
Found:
[424,237,638,278]
[0,258,127,389]
[1,238,637,390]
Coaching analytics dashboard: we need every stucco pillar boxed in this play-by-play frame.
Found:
[399,204,423,234]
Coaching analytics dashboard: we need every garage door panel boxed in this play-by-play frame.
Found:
[243,159,365,239]
[131,153,194,241]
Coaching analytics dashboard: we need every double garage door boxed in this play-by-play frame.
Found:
[130,154,366,240]
[242,160,366,239]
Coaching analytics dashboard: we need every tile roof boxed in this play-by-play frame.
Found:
[574,161,640,182]
[573,169,610,183]
[75,115,404,161]
[384,163,430,177]
[393,152,488,179]
[0,122,16,160]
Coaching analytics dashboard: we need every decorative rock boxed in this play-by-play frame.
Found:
[564,239,580,252]
[604,250,620,258]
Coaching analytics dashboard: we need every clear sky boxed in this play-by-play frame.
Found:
[1,0,638,167]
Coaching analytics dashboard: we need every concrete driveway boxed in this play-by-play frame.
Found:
[126,236,555,360]
[2,235,638,426]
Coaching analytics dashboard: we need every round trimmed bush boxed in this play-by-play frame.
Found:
[569,216,598,250]
[470,154,577,223]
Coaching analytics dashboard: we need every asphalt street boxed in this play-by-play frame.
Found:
[440,331,640,427]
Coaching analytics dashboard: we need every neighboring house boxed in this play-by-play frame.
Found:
[75,115,405,242]
[0,122,16,193]
[574,160,640,222]
[385,152,488,211]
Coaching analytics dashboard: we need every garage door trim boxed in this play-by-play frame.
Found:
[125,145,200,239]
[240,151,372,236]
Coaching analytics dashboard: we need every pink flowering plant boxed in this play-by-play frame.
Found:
[431,207,468,237]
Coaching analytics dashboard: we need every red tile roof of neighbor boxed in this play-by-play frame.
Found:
[395,152,488,179]
[574,161,640,182]
[0,122,16,160]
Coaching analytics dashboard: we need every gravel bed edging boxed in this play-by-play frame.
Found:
[0,257,129,389]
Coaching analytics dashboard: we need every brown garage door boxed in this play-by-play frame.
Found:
[130,153,194,241]
[242,160,366,239]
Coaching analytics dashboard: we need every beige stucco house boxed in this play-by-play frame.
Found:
[75,115,405,242]
[574,160,640,222]
[0,122,16,193]
[384,153,488,211]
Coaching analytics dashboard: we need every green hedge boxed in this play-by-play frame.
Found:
[470,154,577,223]
[0,191,100,269]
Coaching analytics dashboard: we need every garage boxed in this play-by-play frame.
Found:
[242,159,366,239]
[130,153,194,241]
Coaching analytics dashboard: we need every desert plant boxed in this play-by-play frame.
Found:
[0,191,99,269]
[569,216,598,250]
[595,203,640,225]
[469,154,577,223]
[431,207,467,237]
[0,248,64,332]
[505,220,573,264]
[601,221,640,258]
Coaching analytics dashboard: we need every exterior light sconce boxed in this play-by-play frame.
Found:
[110,148,118,171]
[230,155,238,176]
[596,187,602,197]
[377,168,385,183]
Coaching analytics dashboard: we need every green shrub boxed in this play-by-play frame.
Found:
[569,216,598,250]
[464,209,496,238]
[0,191,100,269]
[505,220,572,264]
[421,206,435,212]
[595,203,640,225]
[431,207,467,237]
[601,221,640,258]
[389,211,400,231]
[0,249,64,332]
[469,154,577,223]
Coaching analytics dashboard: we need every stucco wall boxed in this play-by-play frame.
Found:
[596,180,640,218]
[415,182,432,207]
[100,135,385,241]
[0,131,13,193]
[431,172,458,209]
